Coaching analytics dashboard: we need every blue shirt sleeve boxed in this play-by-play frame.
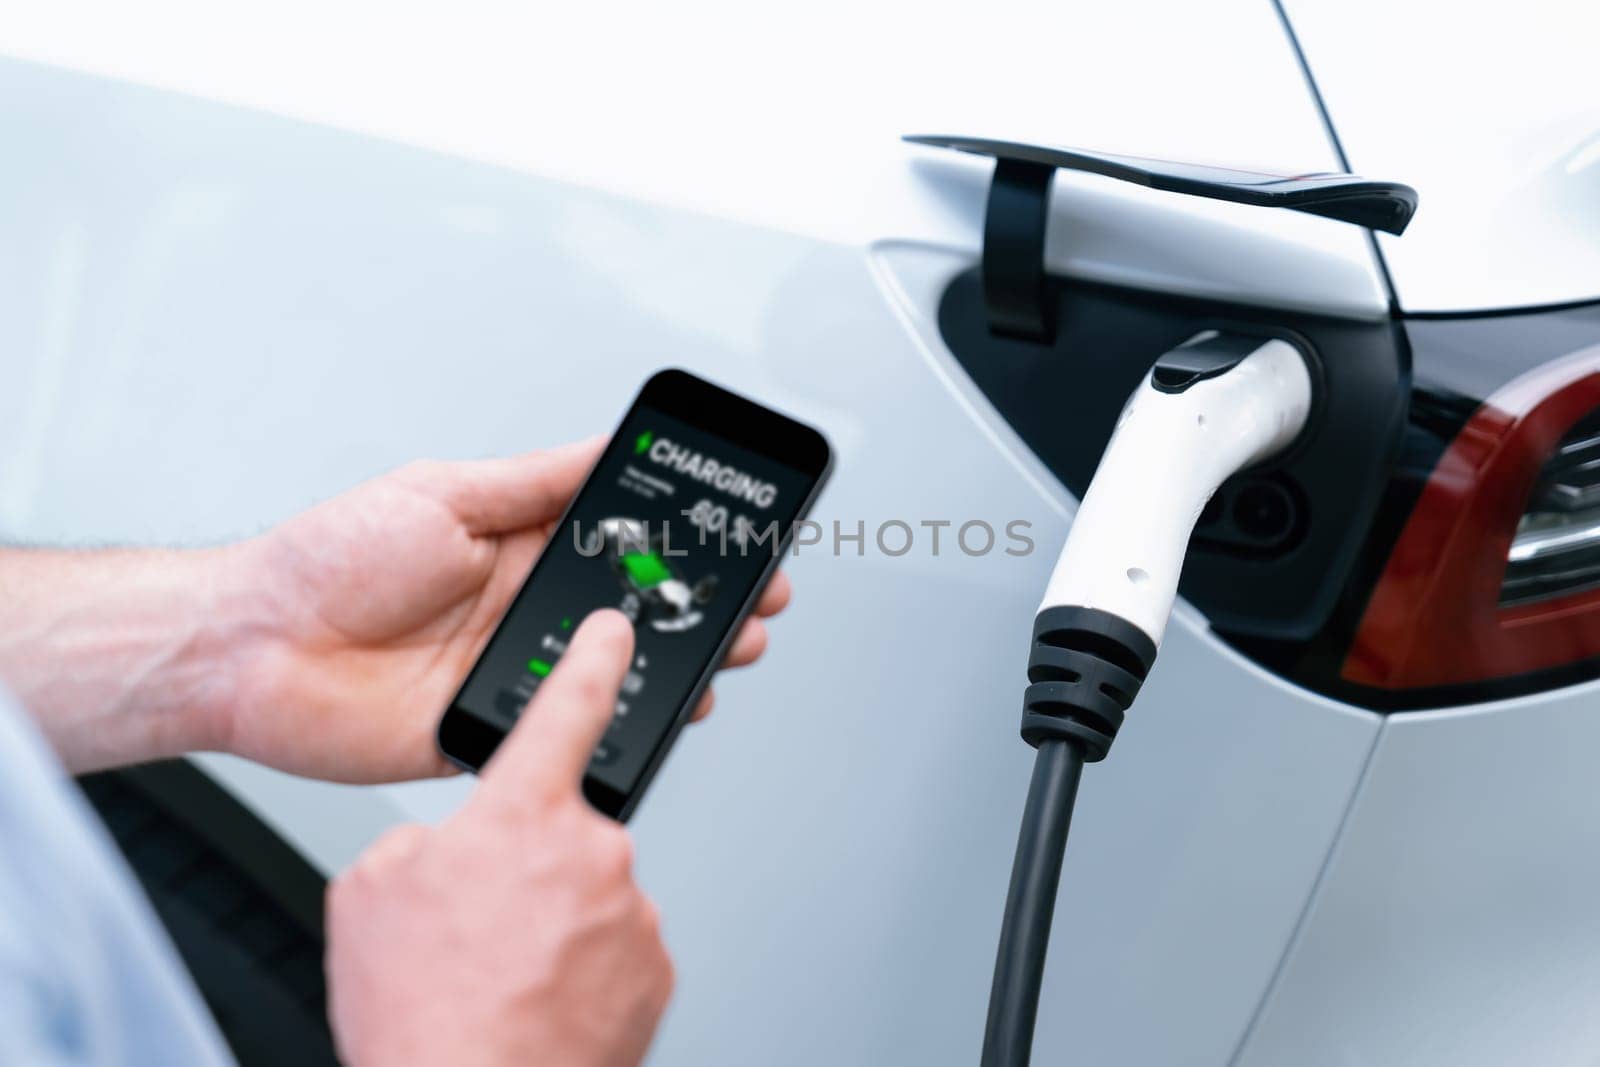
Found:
[0,690,235,1067]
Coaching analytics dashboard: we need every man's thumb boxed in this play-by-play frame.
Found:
[479,610,635,802]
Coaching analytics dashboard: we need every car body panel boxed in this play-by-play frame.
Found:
[1285,0,1600,312]
[0,56,1389,1065]
[1238,682,1600,1067]
[0,0,1389,319]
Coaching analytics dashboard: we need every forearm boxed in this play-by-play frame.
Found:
[0,546,259,772]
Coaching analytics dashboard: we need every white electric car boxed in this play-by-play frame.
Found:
[5,2,1600,1063]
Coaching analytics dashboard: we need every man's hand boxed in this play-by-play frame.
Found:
[225,439,789,782]
[0,438,788,779]
[326,612,673,1067]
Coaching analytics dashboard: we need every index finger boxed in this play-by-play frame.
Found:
[476,610,635,806]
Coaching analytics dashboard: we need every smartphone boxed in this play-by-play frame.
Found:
[437,368,832,820]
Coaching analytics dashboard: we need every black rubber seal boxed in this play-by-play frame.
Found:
[1020,606,1158,761]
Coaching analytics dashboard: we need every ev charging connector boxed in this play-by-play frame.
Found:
[983,332,1314,1067]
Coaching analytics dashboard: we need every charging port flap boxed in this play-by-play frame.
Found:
[904,134,1418,342]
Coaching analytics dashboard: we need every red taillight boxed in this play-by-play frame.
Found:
[1344,347,1600,691]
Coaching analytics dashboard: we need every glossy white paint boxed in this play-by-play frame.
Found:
[1286,0,1600,312]
[0,60,1382,1065]
[0,0,1390,319]
[1238,681,1600,1067]
[1037,173,1389,320]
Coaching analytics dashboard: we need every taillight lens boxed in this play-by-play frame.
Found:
[1344,347,1600,691]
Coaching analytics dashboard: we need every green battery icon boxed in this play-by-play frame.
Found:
[620,551,673,589]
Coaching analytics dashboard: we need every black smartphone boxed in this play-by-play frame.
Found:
[437,368,832,820]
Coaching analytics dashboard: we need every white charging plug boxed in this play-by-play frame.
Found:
[1037,334,1313,649]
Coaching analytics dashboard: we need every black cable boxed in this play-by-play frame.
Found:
[984,607,1156,1064]
[980,738,1087,1067]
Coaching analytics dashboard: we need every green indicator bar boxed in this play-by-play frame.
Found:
[527,658,553,678]
[620,551,673,588]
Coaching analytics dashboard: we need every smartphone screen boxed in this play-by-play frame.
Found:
[437,369,831,819]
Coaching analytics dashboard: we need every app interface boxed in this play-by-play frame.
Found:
[457,407,815,793]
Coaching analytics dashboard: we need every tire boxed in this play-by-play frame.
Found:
[78,763,338,1067]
